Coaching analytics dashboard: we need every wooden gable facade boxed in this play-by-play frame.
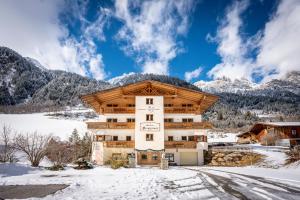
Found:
[237,122,300,146]
[80,80,218,115]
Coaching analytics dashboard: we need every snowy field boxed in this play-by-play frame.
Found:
[0,113,87,140]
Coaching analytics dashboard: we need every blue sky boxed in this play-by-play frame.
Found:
[0,0,299,83]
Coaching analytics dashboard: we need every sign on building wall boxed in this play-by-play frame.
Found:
[140,122,160,132]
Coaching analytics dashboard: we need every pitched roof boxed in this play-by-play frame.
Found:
[80,80,218,114]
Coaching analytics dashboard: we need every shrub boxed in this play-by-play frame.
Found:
[14,132,52,167]
[286,146,300,164]
[73,158,93,170]
[109,156,128,169]
[46,164,65,171]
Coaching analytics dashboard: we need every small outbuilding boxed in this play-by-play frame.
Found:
[237,122,300,147]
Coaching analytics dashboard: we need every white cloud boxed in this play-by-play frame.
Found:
[185,67,202,82]
[207,0,254,81]
[208,0,300,82]
[114,0,194,75]
[0,0,108,80]
[256,0,300,81]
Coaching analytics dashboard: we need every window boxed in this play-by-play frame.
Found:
[146,114,154,121]
[165,153,174,162]
[164,118,174,123]
[127,104,135,107]
[164,104,173,107]
[182,118,193,123]
[107,118,117,122]
[292,130,297,136]
[168,136,174,141]
[127,118,135,122]
[113,136,118,141]
[197,135,207,142]
[141,154,147,160]
[181,136,187,141]
[127,153,135,158]
[126,136,132,141]
[146,134,154,141]
[182,104,193,107]
[152,153,158,160]
[188,136,195,141]
[107,104,118,107]
[146,98,153,105]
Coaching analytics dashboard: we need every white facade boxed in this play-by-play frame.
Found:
[135,96,164,150]
[90,95,209,166]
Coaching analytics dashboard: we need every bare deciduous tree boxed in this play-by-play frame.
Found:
[14,132,52,167]
[46,138,73,166]
[0,125,16,163]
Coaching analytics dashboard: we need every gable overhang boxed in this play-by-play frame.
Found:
[80,80,219,114]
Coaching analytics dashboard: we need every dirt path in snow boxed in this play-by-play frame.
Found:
[194,169,300,200]
[0,184,68,199]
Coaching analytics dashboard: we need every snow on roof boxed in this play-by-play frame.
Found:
[260,122,300,126]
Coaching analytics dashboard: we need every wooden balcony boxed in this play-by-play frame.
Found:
[165,141,197,149]
[87,122,135,129]
[164,107,197,114]
[101,107,199,114]
[103,107,135,114]
[103,141,135,148]
[164,122,212,129]
[87,122,212,129]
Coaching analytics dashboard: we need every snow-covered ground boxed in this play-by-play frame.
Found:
[0,164,217,200]
[1,147,300,200]
[0,113,87,140]
[208,132,237,143]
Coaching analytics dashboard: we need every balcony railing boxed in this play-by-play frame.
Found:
[103,141,135,148]
[103,107,135,114]
[165,141,197,149]
[87,122,212,129]
[87,122,135,129]
[101,107,198,114]
[164,107,197,113]
[164,122,212,129]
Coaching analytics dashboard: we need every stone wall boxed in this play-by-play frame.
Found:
[207,150,262,167]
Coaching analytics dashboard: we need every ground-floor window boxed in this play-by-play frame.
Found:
[168,136,173,141]
[182,136,187,141]
[165,153,174,162]
[127,153,135,158]
[152,153,158,160]
[141,154,147,160]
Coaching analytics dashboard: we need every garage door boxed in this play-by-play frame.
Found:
[180,152,198,166]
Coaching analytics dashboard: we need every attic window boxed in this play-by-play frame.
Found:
[146,98,153,105]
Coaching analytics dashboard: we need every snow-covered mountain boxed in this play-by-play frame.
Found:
[0,46,110,106]
[108,72,136,85]
[1,46,299,124]
[194,72,300,96]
